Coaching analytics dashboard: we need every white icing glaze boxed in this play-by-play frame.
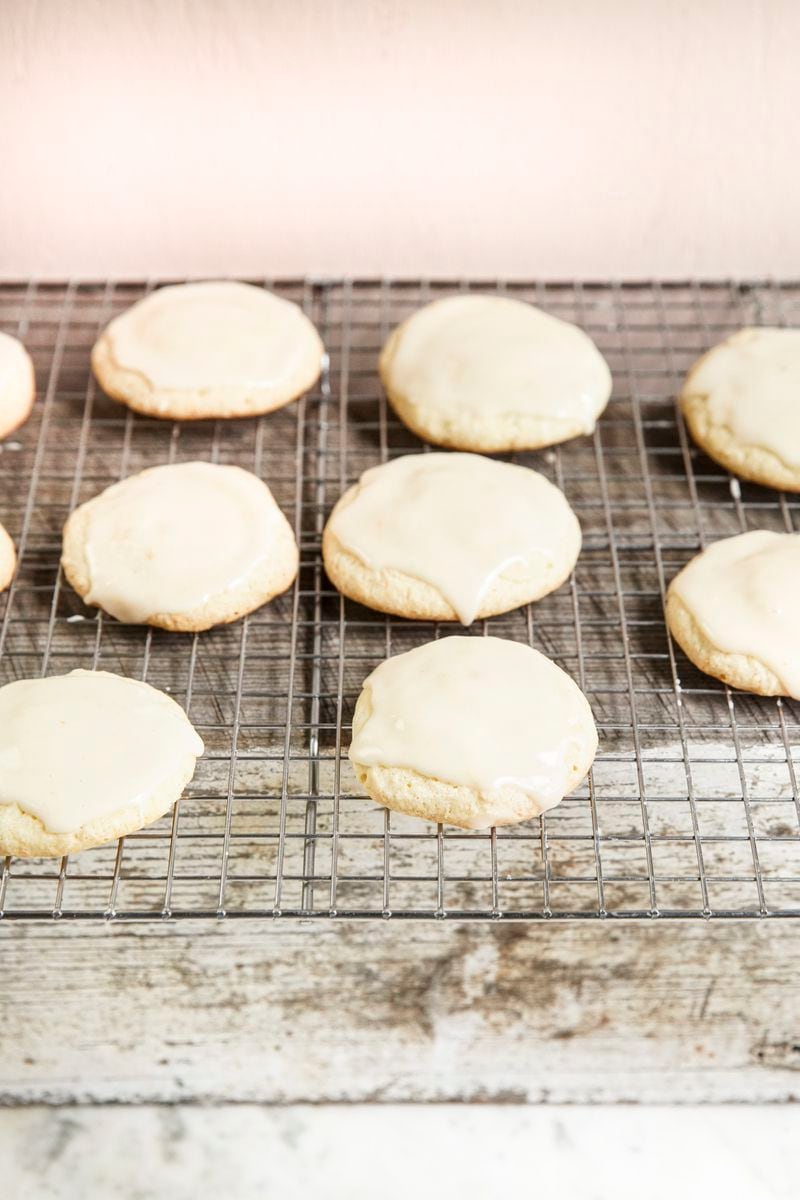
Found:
[349,636,597,813]
[670,530,800,695]
[328,453,580,624]
[75,461,287,624]
[0,522,14,590]
[0,670,203,834]
[687,328,800,469]
[0,331,33,434]
[0,331,29,390]
[103,281,321,392]
[384,295,611,428]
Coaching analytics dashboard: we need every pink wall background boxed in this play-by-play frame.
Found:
[2,0,799,280]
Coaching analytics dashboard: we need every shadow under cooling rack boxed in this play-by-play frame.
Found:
[2,278,800,921]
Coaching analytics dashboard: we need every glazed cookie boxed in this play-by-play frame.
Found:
[379,295,611,451]
[0,331,35,440]
[92,281,323,420]
[666,530,800,697]
[349,636,597,830]
[323,452,581,624]
[680,328,800,491]
[0,522,15,592]
[0,669,203,858]
[62,461,298,631]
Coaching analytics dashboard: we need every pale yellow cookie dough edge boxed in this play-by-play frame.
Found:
[348,686,598,831]
[322,486,581,624]
[91,325,324,421]
[680,346,800,492]
[665,588,788,698]
[61,489,299,633]
[379,323,609,452]
[0,755,199,859]
[0,340,35,441]
[0,522,16,593]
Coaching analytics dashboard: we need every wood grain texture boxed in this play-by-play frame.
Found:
[2,921,800,1104]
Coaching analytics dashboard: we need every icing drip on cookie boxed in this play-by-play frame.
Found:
[383,295,611,429]
[75,461,286,624]
[103,281,320,392]
[328,453,580,624]
[0,670,203,833]
[349,636,597,813]
[669,530,800,696]
[687,328,800,469]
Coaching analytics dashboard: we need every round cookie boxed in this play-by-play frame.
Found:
[379,295,612,452]
[0,522,15,593]
[349,635,597,830]
[666,530,800,698]
[62,461,298,632]
[0,331,35,440]
[680,328,800,491]
[91,281,324,420]
[323,452,581,624]
[0,669,203,858]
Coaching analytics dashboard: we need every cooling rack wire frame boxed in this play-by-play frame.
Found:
[1,278,800,923]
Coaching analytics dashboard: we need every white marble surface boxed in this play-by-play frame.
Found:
[1,1105,797,1199]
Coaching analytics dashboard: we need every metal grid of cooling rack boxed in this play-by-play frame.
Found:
[1,278,800,922]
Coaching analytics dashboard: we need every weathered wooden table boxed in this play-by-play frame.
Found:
[4,921,800,1103]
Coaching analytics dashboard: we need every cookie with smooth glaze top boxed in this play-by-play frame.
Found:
[91,281,323,420]
[323,452,581,624]
[62,461,298,632]
[0,670,203,858]
[349,636,597,830]
[680,328,800,491]
[666,529,800,698]
[0,522,15,593]
[0,331,35,440]
[379,295,611,452]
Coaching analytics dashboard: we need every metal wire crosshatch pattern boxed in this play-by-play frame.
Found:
[1,279,800,923]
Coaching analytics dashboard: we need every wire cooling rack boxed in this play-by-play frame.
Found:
[1,279,800,922]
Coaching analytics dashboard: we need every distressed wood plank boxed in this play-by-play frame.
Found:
[2,921,799,1103]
